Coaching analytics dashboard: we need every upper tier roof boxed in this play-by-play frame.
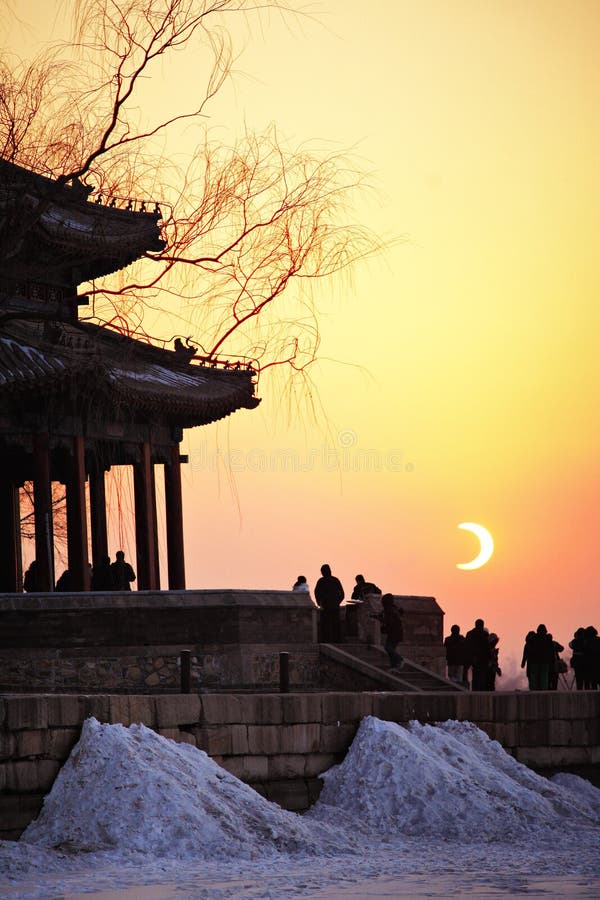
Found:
[0,158,165,285]
[0,317,259,427]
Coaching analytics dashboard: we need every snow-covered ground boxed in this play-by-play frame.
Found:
[1,716,599,898]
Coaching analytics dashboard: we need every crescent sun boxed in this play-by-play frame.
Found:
[456,522,494,570]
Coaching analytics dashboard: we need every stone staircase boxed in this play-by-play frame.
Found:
[321,642,467,692]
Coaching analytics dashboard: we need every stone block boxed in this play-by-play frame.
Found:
[371,693,412,724]
[200,694,242,725]
[237,694,283,725]
[46,695,86,728]
[191,726,209,753]
[267,754,306,780]
[494,721,518,747]
[548,719,573,746]
[5,697,48,731]
[127,696,156,727]
[108,695,133,726]
[155,694,201,728]
[321,693,372,724]
[46,728,80,761]
[513,746,552,767]
[173,731,196,746]
[84,695,111,723]
[474,722,497,743]
[0,793,44,838]
[0,731,15,761]
[279,723,321,755]
[247,725,282,755]
[307,776,324,806]
[157,728,181,742]
[491,692,518,722]
[587,717,600,745]
[231,724,250,755]
[16,729,46,758]
[548,691,600,720]
[517,719,550,747]
[550,746,593,767]
[320,722,358,754]
[303,753,339,778]
[516,692,553,721]
[193,725,232,756]
[455,693,494,723]
[281,694,322,724]
[220,754,269,782]
[264,778,311,812]
[405,693,459,725]
[6,759,60,793]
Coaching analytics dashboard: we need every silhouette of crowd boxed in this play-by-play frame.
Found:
[568,625,600,690]
[444,619,501,690]
[23,551,136,593]
[520,624,564,690]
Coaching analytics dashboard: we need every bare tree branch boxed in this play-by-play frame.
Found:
[1,0,384,381]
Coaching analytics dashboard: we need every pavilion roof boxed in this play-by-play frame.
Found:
[0,158,164,283]
[0,317,259,427]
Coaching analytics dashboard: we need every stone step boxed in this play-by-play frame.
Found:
[335,643,463,693]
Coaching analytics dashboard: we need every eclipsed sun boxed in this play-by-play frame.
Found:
[456,522,494,570]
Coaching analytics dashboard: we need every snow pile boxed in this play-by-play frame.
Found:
[21,717,341,859]
[15,714,600,873]
[309,716,600,841]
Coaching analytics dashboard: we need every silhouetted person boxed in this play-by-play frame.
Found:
[375,593,404,671]
[55,569,73,592]
[292,575,309,592]
[351,573,381,601]
[465,619,492,690]
[110,551,136,591]
[522,624,554,689]
[583,625,600,689]
[521,630,536,689]
[487,633,502,691]
[314,563,344,642]
[444,624,467,685]
[548,635,565,690]
[569,627,586,690]
[92,555,113,591]
[23,560,39,592]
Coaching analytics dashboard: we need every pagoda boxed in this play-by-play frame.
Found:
[0,158,259,593]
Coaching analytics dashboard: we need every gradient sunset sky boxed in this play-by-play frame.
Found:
[11,1,600,675]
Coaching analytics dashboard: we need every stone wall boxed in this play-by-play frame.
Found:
[0,591,449,692]
[0,591,322,693]
[0,645,324,694]
[0,590,316,649]
[1,690,599,840]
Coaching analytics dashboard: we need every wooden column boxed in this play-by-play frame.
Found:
[150,463,160,589]
[0,477,22,592]
[33,432,54,591]
[89,468,109,568]
[134,442,158,590]
[65,434,90,591]
[164,445,186,590]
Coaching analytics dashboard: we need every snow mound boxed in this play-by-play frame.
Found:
[550,771,600,817]
[308,717,600,841]
[21,718,341,859]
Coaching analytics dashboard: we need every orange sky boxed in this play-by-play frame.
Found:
[9,1,600,677]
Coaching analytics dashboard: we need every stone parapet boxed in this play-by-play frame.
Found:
[1,690,599,839]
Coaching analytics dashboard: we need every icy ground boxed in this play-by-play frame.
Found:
[1,716,599,898]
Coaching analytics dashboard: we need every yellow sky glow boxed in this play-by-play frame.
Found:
[8,1,600,672]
